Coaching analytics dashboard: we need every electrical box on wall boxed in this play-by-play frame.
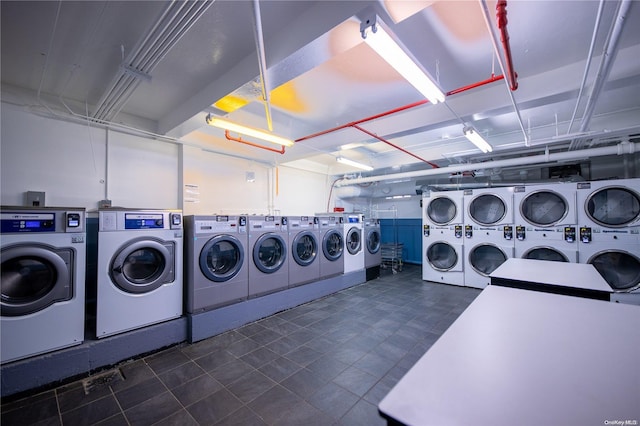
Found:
[25,191,45,207]
[99,199,112,208]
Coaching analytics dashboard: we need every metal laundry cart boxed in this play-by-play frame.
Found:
[381,243,403,273]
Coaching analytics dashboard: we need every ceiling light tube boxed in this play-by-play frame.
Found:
[336,156,374,171]
[362,18,445,104]
[463,126,493,153]
[205,115,294,147]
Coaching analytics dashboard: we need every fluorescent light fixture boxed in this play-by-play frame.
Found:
[463,126,493,153]
[362,18,445,104]
[205,114,294,147]
[336,156,374,171]
[340,142,366,151]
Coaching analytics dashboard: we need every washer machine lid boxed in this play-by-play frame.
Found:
[427,242,459,271]
[585,186,640,227]
[469,244,508,276]
[520,190,569,227]
[468,194,507,226]
[1,244,73,316]
[589,250,640,292]
[427,196,458,225]
[253,233,286,273]
[200,234,244,282]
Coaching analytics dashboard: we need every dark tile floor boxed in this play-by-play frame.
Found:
[1,265,481,426]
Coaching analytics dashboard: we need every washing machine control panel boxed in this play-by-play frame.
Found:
[564,226,576,243]
[170,213,182,229]
[125,213,165,229]
[1,212,55,233]
[503,225,513,240]
[454,225,463,238]
[465,225,473,238]
[515,226,526,240]
[580,227,592,243]
[423,224,430,237]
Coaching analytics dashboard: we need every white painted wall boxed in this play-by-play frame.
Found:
[1,103,331,214]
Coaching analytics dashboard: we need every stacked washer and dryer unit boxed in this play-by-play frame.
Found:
[577,178,640,305]
[1,207,86,364]
[463,187,515,289]
[422,191,465,286]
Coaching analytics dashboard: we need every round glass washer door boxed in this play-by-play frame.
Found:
[469,243,508,276]
[200,235,244,282]
[292,231,318,267]
[588,250,640,292]
[426,242,458,271]
[427,197,457,225]
[110,237,175,294]
[367,229,381,254]
[253,233,286,273]
[468,194,507,226]
[585,186,640,227]
[323,230,343,261]
[522,247,569,262]
[1,244,73,316]
[346,228,362,255]
[520,190,569,227]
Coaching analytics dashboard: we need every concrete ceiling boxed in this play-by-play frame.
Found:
[2,0,640,182]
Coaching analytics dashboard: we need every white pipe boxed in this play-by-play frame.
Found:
[336,142,639,186]
[37,1,62,104]
[252,0,273,131]
[479,0,528,146]
[567,0,605,135]
[577,0,632,135]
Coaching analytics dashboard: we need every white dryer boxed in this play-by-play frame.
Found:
[514,183,578,263]
[248,216,288,297]
[343,213,364,274]
[463,187,515,288]
[577,179,640,301]
[95,209,183,338]
[317,215,344,279]
[1,207,86,364]
[422,191,465,286]
[184,215,248,313]
[287,216,320,288]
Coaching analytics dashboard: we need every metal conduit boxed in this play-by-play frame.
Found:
[335,142,639,186]
[573,0,632,148]
[93,0,215,122]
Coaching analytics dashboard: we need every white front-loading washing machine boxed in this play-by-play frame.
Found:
[343,213,364,274]
[94,209,183,338]
[317,215,344,279]
[287,216,320,288]
[463,187,515,288]
[184,215,248,313]
[422,191,465,286]
[1,206,86,363]
[577,178,640,303]
[248,215,288,297]
[514,183,578,263]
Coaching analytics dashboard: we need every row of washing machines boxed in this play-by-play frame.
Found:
[0,208,381,364]
[422,178,640,302]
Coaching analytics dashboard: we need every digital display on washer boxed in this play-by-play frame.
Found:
[216,216,229,222]
[0,213,55,233]
[125,213,164,229]
[347,216,359,223]
[265,216,275,222]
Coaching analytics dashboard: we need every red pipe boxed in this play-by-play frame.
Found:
[352,124,440,168]
[225,130,285,154]
[496,1,518,91]
[294,74,505,168]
